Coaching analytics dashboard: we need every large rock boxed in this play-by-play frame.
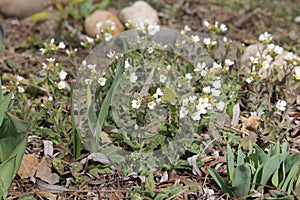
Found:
[0,0,47,18]
[84,10,124,38]
[120,1,159,25]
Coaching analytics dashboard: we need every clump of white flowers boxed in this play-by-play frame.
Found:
[203,20,228,33]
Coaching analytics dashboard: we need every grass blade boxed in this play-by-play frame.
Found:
[208,168,235,198]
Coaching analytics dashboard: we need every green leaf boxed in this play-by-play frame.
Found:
[161,85,177,104]
[208,168,235,198]
[282,162,299,193]
[0,93,12,126]
[254,145,268,164]
[226,144,234,182]
[294,174,300,196]
[232,164,251,198]
[71,86,81,159]
[272,167,280,187]
[0,78,3,101]
[30,11,53,22]
[93,56,125,152]
[80,2,93,18]
[237,146,245,166]
[258,153,287,190]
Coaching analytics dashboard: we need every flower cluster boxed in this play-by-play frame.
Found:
[39,38,73,91]
[131,88,164,110]
[80,60,107,88]
[40,38,65,56]
[245,32,300,83]
[126,19,160,36]
[203,20,228,34]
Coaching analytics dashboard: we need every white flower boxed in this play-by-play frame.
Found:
[213,62,222,69]
[295,66,300,80]
[82,60,87,66]
[211,88,221,97]
[160,74,167,83]
[184,25,191,31]
[59,70,67,80]
[203,38,216,46]
[182,98,189,106]
[185,73,193,80]
[132,99,141,109]
[203,20,210,27]
[267,43,275,51]
[166,64,171,70]
[259,32,272,43]
[47,58,55,63]
[42,63,47,69]
[198,97,209,107]
[58,42,65,49]
[250,56,259,64]
[262,60,270,70]
[263,54,273,63]
[57,81,66,90]
[285,52,295,61]
[276,100,286,111]
[225,59,234,67]
[246,77,254,83]
[148,47,154,54]
[274,45,283,55]
[216,101,225,111]
[191,35,200,43]
[189,95,197,103]
[213,80,221,89]
[195,62,206,72]
[124,59,131,69]
[203,38,211,46]
[220,24,227,32]
[147,101,156,109]
[106,51,115,59]
[130,72,138,83]
[50,38,55,44]
[148,24,160,35]
[88,64,96,70]
[156,88,164,96]
[179,107,189,119]
[96,22,103,31]
[191,112,201,121]
[181,25,191,34]
[17,75,24,82]
[200,69,207,76]
[104,33,113,42]
[98,77,106,86]
[85,79,92,85]
[196,104,207,114]
[86,36,94,44]
[48,96,53,101]
[18,86,25,93]
[40,48,45,55]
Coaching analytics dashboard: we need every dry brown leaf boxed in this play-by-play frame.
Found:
[36,157,59,184]
[36,190,57,199]
[17,153,39,178]
[241,116,261,134]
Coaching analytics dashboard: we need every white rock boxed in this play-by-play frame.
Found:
[0,0,47,18]
[84,10,124,38]
[120,1,159,25]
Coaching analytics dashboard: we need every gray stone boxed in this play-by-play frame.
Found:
[0,0,47,18]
